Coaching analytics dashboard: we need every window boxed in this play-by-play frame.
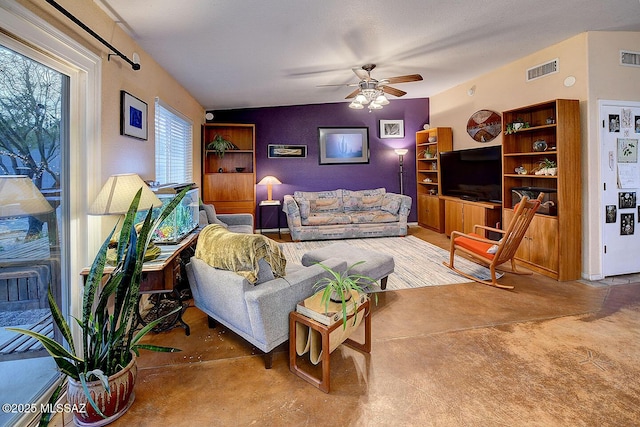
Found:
[155,99,193,184]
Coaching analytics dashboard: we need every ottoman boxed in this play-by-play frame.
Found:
[301,242,394,290]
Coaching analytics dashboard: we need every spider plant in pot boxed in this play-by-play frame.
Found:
[313,261,378,329]
[8,187,189,426]
[207,134,237,158]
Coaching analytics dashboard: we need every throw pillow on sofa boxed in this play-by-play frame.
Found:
[381,194,401,215]
[342,187,386,212]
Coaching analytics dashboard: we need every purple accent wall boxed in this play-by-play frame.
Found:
[211,98,429,227]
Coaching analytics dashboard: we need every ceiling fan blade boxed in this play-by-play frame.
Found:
[316,83,358,88]
[345,88,361,99]
[384,74,423,84]
[352,67,370,80]
[382,86,407,97]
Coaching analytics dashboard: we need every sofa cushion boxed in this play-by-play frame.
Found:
[348,211,398,224]
[302,212,352,226]
[343,188,386,212]
[381,194,401,215]
[294,190,343,214]
[195,224,286,284]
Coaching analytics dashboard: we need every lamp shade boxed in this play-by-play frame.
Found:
[89,173,162,215]
[0,175,53,218]
[394,149,409,156]
[257,175,282,201]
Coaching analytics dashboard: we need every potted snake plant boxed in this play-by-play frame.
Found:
[8,187,189,426]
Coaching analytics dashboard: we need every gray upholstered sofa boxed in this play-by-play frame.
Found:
[282,188,412,241]
[186,213,347,369]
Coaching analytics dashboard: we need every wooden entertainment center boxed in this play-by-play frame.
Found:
[416,99,581,281]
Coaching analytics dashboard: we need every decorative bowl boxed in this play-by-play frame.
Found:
[532,140,548,152]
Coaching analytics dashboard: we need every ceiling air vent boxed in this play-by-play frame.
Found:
[620,50,640,67]
[526,58,559,82]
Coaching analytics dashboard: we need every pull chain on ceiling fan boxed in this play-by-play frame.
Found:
[318,64,423,111]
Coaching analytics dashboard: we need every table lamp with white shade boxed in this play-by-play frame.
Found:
[0,175,54,218]
[257,175,282,204]
[89,173,161,216]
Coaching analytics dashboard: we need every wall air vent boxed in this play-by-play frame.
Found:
[526,58,559,82]
[620,50,640,67]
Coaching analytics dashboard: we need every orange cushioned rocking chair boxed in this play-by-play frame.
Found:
[443,194,543,289]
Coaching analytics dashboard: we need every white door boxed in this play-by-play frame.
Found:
[600,101,640,276]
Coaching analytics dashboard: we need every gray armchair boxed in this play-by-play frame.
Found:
[185,255,346,368]
[199,203,254,234]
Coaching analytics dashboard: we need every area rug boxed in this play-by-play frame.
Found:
[280,235,498,291]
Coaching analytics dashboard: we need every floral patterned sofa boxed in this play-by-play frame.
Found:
[282,188,412,241]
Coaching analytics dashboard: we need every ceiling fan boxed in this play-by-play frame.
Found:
[318,64,423,110]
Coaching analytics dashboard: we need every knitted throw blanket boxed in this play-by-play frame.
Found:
[195,224,286,284]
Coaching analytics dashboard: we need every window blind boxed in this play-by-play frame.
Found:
[155,98,193,184]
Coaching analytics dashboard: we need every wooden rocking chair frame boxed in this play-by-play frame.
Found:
[443,194,543,289]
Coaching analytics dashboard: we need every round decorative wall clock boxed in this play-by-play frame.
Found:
[466,109,502,143]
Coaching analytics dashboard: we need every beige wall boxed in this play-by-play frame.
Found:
[429,31,640,279]
[18,0,204,187]
[429,33,588,151]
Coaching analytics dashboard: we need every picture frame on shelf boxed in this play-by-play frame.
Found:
[268,144,307,158]
[379,120,404,139]
[318,127,369,165]
[120,91,148,140]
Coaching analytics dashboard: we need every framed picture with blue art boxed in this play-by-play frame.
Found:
[318,127,369,165]
[120,90,148,140]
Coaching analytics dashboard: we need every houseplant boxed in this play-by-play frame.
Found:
[207,134,237,157]
[8,187,188,426]
[313,261,378,329]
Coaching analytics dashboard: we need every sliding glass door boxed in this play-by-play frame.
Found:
[0,41,69,427]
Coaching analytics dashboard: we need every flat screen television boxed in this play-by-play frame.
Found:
[440,145,502,203]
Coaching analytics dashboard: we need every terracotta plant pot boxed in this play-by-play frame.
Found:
[67,353,137,426]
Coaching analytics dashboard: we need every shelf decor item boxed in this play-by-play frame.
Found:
[207,134,238,157]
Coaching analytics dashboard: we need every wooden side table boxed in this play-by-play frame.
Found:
[258,200,281,237]
[80,229,200,335]
[289,299,371,393]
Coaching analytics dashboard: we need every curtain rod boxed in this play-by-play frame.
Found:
[45,0,140,70]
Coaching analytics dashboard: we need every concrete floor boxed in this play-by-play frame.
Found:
[53,227,640,426]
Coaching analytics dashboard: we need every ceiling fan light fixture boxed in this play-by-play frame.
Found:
[355,94,368,104]
[368,102,382,110]
[349,101,364,109]
[375,94,389,105]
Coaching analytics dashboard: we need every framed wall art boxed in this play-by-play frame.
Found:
[318,127,369,165]
[120,90,148,140]
[379,120,404,139]
[621,213,634,235]
[268,144,307,158]
[619,191,636,209]
[617,138,638,163]
[466,109,502,142]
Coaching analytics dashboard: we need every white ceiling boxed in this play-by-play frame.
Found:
[96,0,640,111]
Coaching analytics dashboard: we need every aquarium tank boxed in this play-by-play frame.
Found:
[136,184,199,244]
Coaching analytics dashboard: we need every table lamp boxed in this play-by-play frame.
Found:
[0,175,53,218]
[89,173,162,216]
[257,175,282,203]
